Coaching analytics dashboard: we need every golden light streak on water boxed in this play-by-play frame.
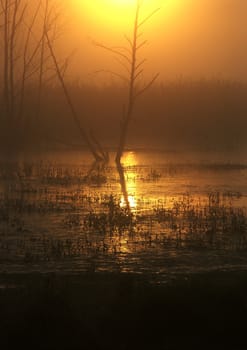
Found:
[119,151,138,210]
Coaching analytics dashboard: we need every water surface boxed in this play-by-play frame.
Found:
[0,150,247,282]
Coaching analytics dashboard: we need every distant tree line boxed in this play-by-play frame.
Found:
[14,80,246,152]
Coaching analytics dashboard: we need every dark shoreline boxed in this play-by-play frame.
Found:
[1,270,247,349]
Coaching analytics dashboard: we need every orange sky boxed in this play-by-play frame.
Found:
[62,0,247,83]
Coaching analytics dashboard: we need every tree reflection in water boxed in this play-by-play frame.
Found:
[116,160,131,212]
[116,151,138,212]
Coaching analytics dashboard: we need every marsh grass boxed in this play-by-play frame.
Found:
[0,160,246,274]
[153,191,247,250]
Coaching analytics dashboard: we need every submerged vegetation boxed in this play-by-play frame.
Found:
[0,156,246,277]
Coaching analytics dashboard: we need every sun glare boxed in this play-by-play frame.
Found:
[74,0,165,31]
[109,0,136,4]
[79,0,138,28]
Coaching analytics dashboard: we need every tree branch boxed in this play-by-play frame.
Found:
[93,40,132,64]
[138,8,160,28]
[135,73,159,98]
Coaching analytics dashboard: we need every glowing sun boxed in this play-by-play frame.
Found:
[74,0,163,30]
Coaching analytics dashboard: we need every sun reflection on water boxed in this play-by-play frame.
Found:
[120,195,136,209]
[119,152,138,210]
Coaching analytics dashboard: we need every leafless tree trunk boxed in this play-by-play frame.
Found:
[18,0,41,122]
[116,1,159,162]
[1,0,10,119]
[95,0,159,163]
[36,0,49,125]
[0,0,108,162]
[1,0,39,123]
[9,0,18,119]
[45,29,106,162]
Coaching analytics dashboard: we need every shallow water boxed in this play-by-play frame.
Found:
[0,150,247,281]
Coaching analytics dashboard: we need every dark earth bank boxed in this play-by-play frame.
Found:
[1,271,247,350]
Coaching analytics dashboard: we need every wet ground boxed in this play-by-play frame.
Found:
[0,150,247,282]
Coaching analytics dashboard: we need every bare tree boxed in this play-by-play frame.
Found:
[1,0,11,119]
[45,28,106,161]
[0,0,43,123]
[95,0,159,163]
[18,0,42,122]
[0,0,108,162]
[36,0,48,124]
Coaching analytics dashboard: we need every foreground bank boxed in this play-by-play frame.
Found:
[1,270,247,349]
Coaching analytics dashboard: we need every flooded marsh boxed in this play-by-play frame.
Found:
[1,150,247,282]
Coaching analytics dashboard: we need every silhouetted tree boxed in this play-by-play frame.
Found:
[0,0,107,161]
[0,0,54,155]
[0,0,42,123]
[95,0,159,162]
[45,28,106,161]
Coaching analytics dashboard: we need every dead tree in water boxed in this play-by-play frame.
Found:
[95,0,159,163]
[43,0,107,162]
[45,30,106,161]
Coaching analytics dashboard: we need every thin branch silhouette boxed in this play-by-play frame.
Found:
[45,29,106,162]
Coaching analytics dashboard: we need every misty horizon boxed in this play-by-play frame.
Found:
[64,0,247,83]
[1,79,246,153]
